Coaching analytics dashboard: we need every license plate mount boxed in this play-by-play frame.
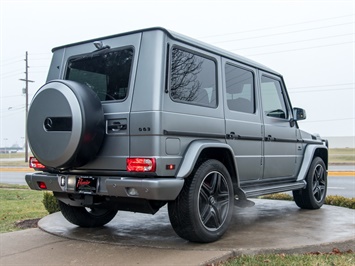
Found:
[75,176,97,193]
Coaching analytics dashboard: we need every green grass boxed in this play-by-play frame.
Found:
[0,184,48,233]
[0,152,32,167]
[0,160,29,167]
[329,148,355,164]
[223,252,354,266]
[0,153,27,159]
[261,193,355,209]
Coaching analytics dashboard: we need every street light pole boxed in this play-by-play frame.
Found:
[19,51,34,163]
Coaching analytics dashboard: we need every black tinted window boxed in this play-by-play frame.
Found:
[170,48,217,108]
[225,64,255,114]
[66,48,133,101]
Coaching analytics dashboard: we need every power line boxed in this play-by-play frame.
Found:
[1,68,24,76]
[212,22,353,44]
[231,33,354,51]
[30,66,49,68]
[289,83,354,90]
[1,72,24,79]
[246,41,354,56]
[200,14,355,39]
[301,117,355,123]
[31,58,52,61]
[0,94,25,99]
[0,59,23,67]
[0,107,25,117]
[1,53,51,67]
[30,52,51,56]
[1,105,25,112]
[0,55,23,64]
[289,87,354,94]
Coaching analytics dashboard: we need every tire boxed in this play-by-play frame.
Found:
[293,157,327,209]
[58,201,118,227]
[168,159,234,243]
[27,80,105,169]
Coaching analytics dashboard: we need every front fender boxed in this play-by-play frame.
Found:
[296,144,328,181]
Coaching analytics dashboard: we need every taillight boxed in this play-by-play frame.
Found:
[29,157,46,170]
[126,158,156,172]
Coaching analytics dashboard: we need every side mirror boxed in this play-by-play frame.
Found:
[293,107,306,121]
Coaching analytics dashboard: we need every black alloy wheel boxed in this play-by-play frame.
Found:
[168,159,234,243]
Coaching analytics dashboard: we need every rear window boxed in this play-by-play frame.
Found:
[65,48,134,101]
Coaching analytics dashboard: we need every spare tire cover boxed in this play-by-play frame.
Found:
[27,80,105,169]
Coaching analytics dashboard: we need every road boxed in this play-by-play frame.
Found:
[0,171,27,185]
[0,170,354,198]
[327,175,354,198]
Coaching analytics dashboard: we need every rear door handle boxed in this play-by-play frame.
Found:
[107,120,127,133]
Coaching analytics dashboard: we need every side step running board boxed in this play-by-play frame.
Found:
[234,180,306,208]
[243,180,306,198]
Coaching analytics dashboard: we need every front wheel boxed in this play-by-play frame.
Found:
[168,159,234,243]
[58,201,118,227]
[293,157,327,209]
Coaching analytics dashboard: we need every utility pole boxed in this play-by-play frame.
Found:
[20,51,34,163]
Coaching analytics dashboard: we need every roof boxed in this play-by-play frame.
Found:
[52,27,280,75]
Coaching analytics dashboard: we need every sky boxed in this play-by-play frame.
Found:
[0,0,354,147]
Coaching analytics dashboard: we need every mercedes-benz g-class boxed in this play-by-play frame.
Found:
[26,27,328,243]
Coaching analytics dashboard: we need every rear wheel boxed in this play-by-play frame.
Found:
[168,159,234,243]
[293,157,327,209]
[58,201,118,227]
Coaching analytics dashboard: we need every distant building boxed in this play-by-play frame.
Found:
[0,145,23,153]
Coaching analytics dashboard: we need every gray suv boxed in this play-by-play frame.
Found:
[26,28,328,243]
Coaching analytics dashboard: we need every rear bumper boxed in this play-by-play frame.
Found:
[25,172,184,201]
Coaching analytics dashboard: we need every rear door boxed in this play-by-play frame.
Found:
[61,33,142,170]
[259,72,298,179]
[162,43,225,153]
[223,60,263,182]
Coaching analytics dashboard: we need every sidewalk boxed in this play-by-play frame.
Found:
[1,229,229,266]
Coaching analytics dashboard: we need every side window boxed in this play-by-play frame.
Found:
[170,48,217,108]
[260,76,288,119]
[225,64,255,114]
